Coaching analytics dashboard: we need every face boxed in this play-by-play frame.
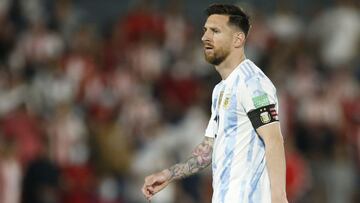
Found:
[201,14,235,65]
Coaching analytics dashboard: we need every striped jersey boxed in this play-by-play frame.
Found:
[205,59,279,203]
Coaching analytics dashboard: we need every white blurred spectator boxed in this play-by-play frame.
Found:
[119,90,160,138]
[298,91,342,129]
[112,67,139,101]
[285,54,320,99]
[327,68,359,102]
[98,176,121,203]
[127,39,166,81]
[47,103,88,167]
[0,71,26,116]
[29,68,75,112]
[309,2,360,67]
[164,1,190,56]
[268,10,304,42]
[0,139,22,203]
[9,20,64,70]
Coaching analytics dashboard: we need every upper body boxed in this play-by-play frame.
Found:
[142,4,287,203]
[206,59,277,203]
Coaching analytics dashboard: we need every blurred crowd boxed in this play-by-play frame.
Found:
[0,0,359,203]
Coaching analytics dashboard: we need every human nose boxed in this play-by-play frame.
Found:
[201,31,209,43]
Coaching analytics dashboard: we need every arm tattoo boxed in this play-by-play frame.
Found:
[168,137,214,181]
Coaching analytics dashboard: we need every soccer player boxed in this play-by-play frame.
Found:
[142,4,288,203]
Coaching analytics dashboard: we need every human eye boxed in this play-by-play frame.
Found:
[211,28,220,34]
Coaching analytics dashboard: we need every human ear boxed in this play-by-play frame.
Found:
[233,32,245,48]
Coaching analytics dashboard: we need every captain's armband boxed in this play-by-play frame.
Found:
[247,104,279,129]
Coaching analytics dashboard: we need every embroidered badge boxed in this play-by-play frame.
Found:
[223,96,230,109]
[260,111,271,124]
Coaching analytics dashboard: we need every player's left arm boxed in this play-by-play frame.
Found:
[240,73,288,202]
[257,122,288,203]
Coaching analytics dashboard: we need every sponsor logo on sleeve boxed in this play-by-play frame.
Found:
[252,94,270,108]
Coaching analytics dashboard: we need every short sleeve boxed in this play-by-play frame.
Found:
[240,75,278,113]
[204,111,217,138]
[204,85,221,138]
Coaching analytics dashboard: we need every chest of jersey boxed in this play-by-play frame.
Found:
[214,81,247,139]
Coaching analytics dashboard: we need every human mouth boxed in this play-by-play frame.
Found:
[204,42,213,48]
[204,45,214,51]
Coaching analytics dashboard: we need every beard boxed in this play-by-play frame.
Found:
[204,47,229,65]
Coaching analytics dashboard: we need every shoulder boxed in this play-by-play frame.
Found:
[212,81,224,95]
[238,60,275,89]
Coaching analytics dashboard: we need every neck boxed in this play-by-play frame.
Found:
[215,50,246,80]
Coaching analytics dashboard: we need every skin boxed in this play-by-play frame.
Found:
[142,14,288,203]
[202,14,246,79]
[141,137,214,200]
[257,122,288,203]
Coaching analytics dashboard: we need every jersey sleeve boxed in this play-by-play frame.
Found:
[239,75,278,112]
[239,75,279,129]
[204,86,220,138]
[204,112,217,138]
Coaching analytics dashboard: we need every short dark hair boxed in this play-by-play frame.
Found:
[205,4,250,36]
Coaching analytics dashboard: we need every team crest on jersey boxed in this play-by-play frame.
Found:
[260,111,271,124]
[223,96,230,109]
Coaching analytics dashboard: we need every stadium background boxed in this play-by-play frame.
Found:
[0,0,358,203]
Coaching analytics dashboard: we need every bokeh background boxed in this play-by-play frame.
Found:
[0,0,359,203]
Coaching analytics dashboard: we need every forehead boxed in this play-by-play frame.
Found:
[204,14,230,29]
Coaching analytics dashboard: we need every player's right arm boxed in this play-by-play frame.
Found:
[141,136,214,200]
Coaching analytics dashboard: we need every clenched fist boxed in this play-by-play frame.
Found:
[141,169,172,200]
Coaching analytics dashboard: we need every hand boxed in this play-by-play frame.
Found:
[141,169,172,200]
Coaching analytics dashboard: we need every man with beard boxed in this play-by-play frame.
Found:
[142,4,288,203]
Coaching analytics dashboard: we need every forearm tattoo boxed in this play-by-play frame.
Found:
[168,137,214,181]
